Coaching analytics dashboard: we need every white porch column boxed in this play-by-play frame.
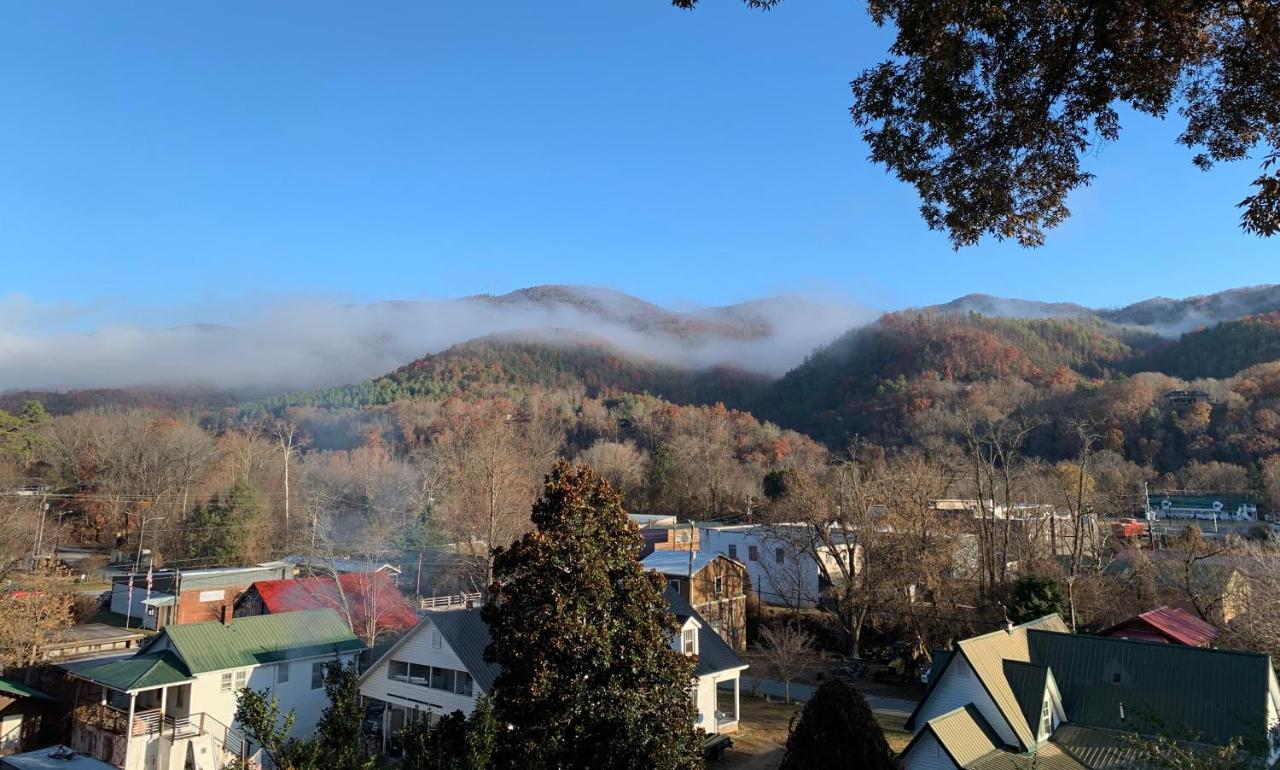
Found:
[734,677,740,723]
[122,691,137,770]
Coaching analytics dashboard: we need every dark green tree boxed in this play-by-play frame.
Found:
[314,661,374,770]
[185,478,260,564]
[780,679,900,770]
[232,660,373,770]
[483,460,703,770]
[673,0,1280,246]
[1007,575,1069,625]
[400,697,496,770]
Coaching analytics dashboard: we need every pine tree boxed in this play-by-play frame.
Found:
[780,679,900,770]
[186,478,260,563]
[482,460,703,770]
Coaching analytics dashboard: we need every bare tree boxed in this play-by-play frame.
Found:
[759,622,814,703]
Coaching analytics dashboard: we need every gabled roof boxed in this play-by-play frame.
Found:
[662,586,746,677]
[642,550,731,576]
[1104,606,1218,647]
[61,651,192,692]
[244,572,418,633]
[145,609,363,673]
[1025,630,1273,752]
[901,705,1002,768]
[427,609,502,692]
[0,676,56,702]
[1002,660,1050,739]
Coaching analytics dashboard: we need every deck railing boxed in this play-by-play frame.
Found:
[417,592,481,611]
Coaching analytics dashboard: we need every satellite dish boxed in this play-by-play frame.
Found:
[1213,500,1223,511]
[1161,499,1172,509]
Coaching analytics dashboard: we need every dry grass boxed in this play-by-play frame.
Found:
[714,695,913,769]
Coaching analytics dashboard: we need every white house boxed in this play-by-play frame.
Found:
[900,615,1280,769]
[699,523,857,609]
[358,589,747,753]
[61,609,364,770]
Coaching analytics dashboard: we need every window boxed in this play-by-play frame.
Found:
[234,670,247,690]
[668,579,681,593]
[775,547,785,564]
[714,576,724,596]
[431,631,442,650]
[277,663,290,684]
[430,667,452,691]
[311,662,324,690]
[454,672,473,697]
[682,628,696,655]
[1112,672,1122,683]
[1040,700,1051,736]
[408,663,431,684]
[747,545,758,562]
[727,544,738,560]
[220,673,233,693]
[388,661,408,681]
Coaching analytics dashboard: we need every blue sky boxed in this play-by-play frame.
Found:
[1,0,1275,327]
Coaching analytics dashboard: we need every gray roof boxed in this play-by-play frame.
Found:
[663,586,746,677]
[426,609,501,693]
[642,550,723,576]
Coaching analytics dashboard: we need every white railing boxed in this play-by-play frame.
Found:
[418,592,481,611]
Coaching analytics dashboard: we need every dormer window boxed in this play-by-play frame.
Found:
[714,577,724,596]
[682,628,697,655]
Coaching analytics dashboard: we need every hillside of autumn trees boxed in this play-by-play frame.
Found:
[11,291,1280,662]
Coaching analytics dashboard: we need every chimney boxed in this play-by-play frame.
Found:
[221,605,233,626]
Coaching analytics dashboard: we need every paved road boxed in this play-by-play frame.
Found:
[736,676,916,717]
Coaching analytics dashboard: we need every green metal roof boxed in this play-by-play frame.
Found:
[0,676,56,702]
[1003,660,1050,740]
[1026,630,1274,754]
[155,609,363,673]
[63,651,193,692]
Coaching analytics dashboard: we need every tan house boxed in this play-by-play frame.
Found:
[631,515,700,557]
[642,551,747,652]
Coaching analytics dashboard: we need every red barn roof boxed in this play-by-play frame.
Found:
[1103,605,1218,647]
[248,572,418,636]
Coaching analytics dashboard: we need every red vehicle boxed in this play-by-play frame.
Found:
[1112,519,1146,539]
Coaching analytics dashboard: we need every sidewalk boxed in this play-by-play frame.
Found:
[737,676,917,718]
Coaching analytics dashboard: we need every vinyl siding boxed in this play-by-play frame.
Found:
[902,731,962,770]
[912,656,1017,747]
[360,619,482,717]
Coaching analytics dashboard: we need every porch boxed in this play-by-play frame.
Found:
[713,678,741,734]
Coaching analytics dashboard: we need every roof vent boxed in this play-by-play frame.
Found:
[1118,702,1126,723]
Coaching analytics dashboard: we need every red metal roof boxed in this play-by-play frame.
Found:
[1108,605,1218,647]
[249,572,418,634]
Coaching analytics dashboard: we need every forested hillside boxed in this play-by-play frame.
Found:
[249,335,769,414]
[1137,312,1280,380]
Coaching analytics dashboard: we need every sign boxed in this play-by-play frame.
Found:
[198,589,226,602]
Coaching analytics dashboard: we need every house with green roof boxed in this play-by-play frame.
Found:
[0,677,56,756]
[60,609,363,770]
[900,616,1280,769]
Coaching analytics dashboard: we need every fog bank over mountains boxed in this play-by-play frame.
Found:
[0,286,873,393]
[4,283,1279,396]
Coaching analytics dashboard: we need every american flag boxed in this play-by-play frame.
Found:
[144,565,153,604]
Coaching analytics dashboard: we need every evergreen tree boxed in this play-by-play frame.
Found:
[1007,575,1068,625]
[186,478,260,563]
[314,661,374,770]
[482,460,702,770]
[400,697,495,770]
[780,679,900,770]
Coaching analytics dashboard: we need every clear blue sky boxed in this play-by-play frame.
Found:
[1,0,1275,323]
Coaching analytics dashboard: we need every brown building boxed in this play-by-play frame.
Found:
[630,514,700,557]
[109,563,295,630]
[642,551,748,652]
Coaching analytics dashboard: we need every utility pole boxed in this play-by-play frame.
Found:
[30,494,49,568]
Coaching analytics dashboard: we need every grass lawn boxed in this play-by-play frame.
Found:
[715,695,913,769]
